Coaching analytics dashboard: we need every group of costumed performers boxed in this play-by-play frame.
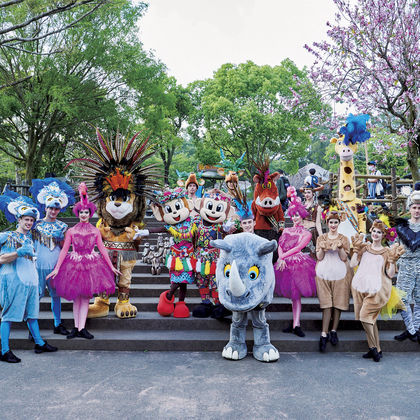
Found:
[0,190,58,363]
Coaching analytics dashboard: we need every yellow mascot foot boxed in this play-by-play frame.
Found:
[87,296,110,318]
[115,299,138,319]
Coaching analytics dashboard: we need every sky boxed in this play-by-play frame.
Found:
[139,0,339,87]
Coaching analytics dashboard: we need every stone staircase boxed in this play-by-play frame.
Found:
[7,216,420,352]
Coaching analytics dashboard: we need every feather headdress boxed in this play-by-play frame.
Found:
[30,177,75,212]
[66,129,162,202]
[338,114,371,146]
[0,188,40,222]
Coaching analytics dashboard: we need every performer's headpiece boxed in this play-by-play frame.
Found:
[217,149,246,184]
[30,177,75,212]
[338,114,371,146]
[408,188,420,207]
[66,128,162,203]
[370,219,388,234]
[326,211,341,222]
[73,183,96,216]
[0,188,40,222]
[156,187,187,205]
[287,186,309,219]
[203,189,231,202]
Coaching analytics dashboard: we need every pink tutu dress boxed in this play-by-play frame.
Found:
[274,225,317,300]
[51,222,115,301]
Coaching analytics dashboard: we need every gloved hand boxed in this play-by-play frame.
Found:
[133,228,150,240]
[351,233,368,254]
[17,244,35,258]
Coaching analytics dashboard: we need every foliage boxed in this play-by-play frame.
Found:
[188,60,328,177]
[305,0,420,180]
[0,1,164,182]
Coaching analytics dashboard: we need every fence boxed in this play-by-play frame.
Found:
[327,167,415,216]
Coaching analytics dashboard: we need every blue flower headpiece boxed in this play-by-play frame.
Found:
[156,187,187,205]
[0,189,40,222]
[339,114,371,146]
[234,199,254,221]
[30,177,75,212]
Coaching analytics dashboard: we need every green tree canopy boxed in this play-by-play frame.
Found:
[188,60,328,176]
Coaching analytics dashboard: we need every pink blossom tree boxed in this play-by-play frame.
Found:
[305,0,420,180]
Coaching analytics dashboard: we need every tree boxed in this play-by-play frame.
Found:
[0,1,164,181]
[188,60,328,177]
[138,76,192,186]
[305,0,420,180]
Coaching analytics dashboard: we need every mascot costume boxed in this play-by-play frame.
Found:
[211,232,279,362]
[193,188,235,318]
[251,157,284,261]
[67,129,161,318]
[150,187,197,318]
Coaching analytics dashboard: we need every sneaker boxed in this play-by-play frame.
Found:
[394,330,417,342]
[293,326,305,337]
[330,331,339,346]
[54,323,70,336]
[34,341,58,354]
[0,350,21,363]
[66,328,79,339]
[78,328,94,339]
[319,334,329,353]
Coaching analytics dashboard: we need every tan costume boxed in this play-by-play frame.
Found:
[315,233,352,311]
[351,244,391,325]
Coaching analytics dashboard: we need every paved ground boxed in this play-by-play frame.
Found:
[1,350,420,420]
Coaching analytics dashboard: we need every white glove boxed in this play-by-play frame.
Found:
[133,228,150,240]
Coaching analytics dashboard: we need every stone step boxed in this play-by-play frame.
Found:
[28,309,406,332]
[8,329,419,352]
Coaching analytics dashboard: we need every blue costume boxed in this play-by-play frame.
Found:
[0,189,57,363]
[30,178,75,333]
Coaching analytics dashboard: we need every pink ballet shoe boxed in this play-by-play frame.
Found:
[157,291,175,316]
[173,301,190,318]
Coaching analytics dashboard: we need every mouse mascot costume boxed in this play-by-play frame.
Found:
[150,188,197,318]
[193,188,235,318]
[67,129,161,319]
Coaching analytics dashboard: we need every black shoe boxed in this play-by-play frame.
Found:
[363,347,381,362]
[28,331,34,342]
[319,334,329,353]
[78,328,94,339]
[416,330,420,344]
[54,323,69,336]
[192,303,214,318]
[282,323,293,333]
[371,347,381,362]
[0,350,21,363]
[210,304,231,320]
[66,328,79,339]
[34,341,58,354]
[394,330,417,342]
[329,330,339,346]
[293,326,305,337]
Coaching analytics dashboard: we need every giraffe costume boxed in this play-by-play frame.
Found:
[330,114,369,240]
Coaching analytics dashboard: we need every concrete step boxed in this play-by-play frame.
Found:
[29,308,406,332]
[8,329,419,352]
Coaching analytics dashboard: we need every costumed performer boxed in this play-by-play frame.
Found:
[47,183,119,339]
[150,187,197,318]
[350,220,405,362]
[315,211,352,352]
[0,190,57,363]
[181,172,204,217]
[30,177,75,336]
[193,188,234,318]
[67,129,162,319]
[302,186,323,256]
[394,187,420,343]
[274,187,316,337]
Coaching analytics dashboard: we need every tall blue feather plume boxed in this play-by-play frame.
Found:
[339,114,371,145]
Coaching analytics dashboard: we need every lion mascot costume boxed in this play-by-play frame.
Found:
[67,129,161,318]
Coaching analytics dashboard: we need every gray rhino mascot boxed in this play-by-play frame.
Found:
[211,232,279,362]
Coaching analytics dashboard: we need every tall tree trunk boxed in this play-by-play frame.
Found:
[407,134,419,182]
